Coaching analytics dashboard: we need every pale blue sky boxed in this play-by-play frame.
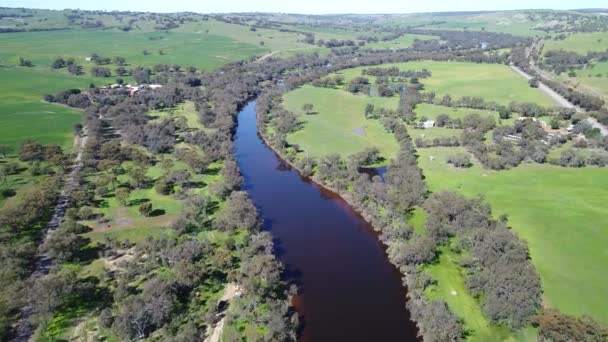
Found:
[0,0,605,14]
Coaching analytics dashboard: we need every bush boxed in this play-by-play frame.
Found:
[78,206,94,220]
[447,153,472,168]
[139,202,153,217]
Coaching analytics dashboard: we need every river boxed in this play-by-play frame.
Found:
[234,101,419,341]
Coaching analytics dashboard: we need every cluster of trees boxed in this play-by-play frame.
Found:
[422,192,542,329]
[317,38,357,48]
[311,75,345,88]
[50,57,84,75]
[0,177,61,339]
[542,49,608,75]
[362,66,432,79]
[534,309,608,341]
[415,136,461,148]
[514,59,605,111]
[346,76,371,94]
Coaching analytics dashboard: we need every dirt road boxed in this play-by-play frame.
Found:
[12,129,88,341]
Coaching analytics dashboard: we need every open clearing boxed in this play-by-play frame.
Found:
[417,146,608,325]
[335,61,557,107]
[0,29,265,71]
[0,67,97,149]
[364,34,438,50]
[544,32,608,54]
[282,85,400,159]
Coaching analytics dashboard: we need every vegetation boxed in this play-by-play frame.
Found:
[2,5,608,341]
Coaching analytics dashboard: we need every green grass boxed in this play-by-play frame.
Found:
[544,32,608,54]
[335,61,557,107]
[417,146,608,325]
[149,101,202,130]
[364,34,437,50]
[415,103,500,121]
[559,62,608,101]
[425,247,534,341]
[0,67,96,149]
[0,29,265,71]
[282,85,400,159]
[176,19,317,55]
[373,11,549,37]
[85,225,168,244]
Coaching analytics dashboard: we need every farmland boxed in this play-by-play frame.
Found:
[417,146,608,325]
[364,33,438,50]
[544,32,608,54]
[282,85,400,159]
[2,5,608,342]
[0,29,265,71]
[334,61,557,107]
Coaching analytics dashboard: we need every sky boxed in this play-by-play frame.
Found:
[0,0,606,14]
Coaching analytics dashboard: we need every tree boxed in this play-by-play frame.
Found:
[0,145,12,158]
[214,191,259,231]
[115,188,130,206]
[302,103,314,114]
[91,66,112,77]
[19,57,33,67]
[51,57,66,69]
[447,153,472,168]
[139,202,153,217]
[528,77,539,88]
[128,165,148,188]
[534,309,608,342]
[67,64,83,75]
[113,56,126,66]
[498,106,512,120]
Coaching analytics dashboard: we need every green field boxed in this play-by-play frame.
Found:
[0,29,265,71]
[282,85,400,159]
[560,62,608,100]
[0,67,97,149]
[373,11,550,37]
[334,61,557,107]
[416,146,608,325]
[364,34,438,50]
[415,103,500,120]
[544,32,608,54]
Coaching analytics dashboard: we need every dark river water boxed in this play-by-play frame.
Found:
[235,101,419,341]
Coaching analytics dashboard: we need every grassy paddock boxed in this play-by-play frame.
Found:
[334,61,557,107]
[544,32,608,54]
[0,67,98,149]
[0,29,264,71]
[417,146,608,324]
[282,85,400,159]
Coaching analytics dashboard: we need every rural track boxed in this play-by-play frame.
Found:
[509,65,580,110]
[11,130,88,342]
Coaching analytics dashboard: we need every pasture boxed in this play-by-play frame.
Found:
[560,62,608,100]
[416,146,608,325]
[334,61,557,106]
[0,29,265,71]
[544,32,608,54]
[0,67,96,149]
[282,85,400,159]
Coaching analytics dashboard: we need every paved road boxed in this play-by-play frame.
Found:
[510,65,580,110]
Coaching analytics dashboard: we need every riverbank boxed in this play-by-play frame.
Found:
[254,108,424,339]
[236,102,418,341]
